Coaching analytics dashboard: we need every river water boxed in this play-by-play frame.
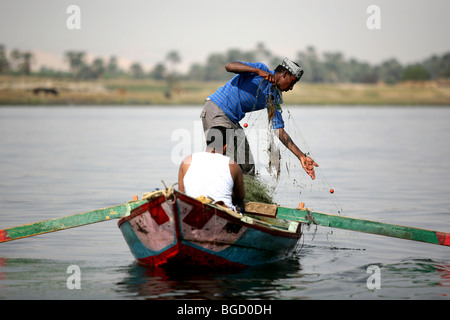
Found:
[0,105,449,301]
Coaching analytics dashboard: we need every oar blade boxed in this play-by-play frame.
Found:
[435,232,450,246]
[277,207,450,247]
[0,200,146,243]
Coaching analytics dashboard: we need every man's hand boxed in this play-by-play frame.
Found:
[276,128,319,180]
[300,154,319,180]
[258,70,275,84]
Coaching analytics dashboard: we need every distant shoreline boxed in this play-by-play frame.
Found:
[1,76,449,106]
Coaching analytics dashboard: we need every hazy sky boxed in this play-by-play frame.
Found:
[1,0,449,71]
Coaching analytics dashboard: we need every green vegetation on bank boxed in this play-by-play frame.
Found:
[1,75,449,106]
[2,43,449,84]
[1,42,449,106]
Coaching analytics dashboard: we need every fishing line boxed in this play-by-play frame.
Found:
[284,107,343,215]
[240,78,342,213]
[240,78,363,251]
[239,80,281,182]
[281,107,365,251]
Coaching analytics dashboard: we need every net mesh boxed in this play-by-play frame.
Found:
[240,79,363,250]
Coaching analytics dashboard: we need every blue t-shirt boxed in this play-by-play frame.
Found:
[208,62,284,129]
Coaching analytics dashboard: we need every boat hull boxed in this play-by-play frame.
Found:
[118,190,302,268]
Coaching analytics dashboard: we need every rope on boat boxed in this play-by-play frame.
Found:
[194,195,243,219]
[304,210,317,226]
[142,181,178,201]
[211,202,243,219]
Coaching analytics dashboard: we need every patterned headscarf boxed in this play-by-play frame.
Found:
[280,58,304,80]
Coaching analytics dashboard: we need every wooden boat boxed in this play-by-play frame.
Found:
[118,189,302,268]
[2,184,449,265]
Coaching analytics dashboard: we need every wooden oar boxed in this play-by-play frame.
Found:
[276,206,450,247]
[0,199,147,243]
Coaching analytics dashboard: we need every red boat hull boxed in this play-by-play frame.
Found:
[118,190,302,268]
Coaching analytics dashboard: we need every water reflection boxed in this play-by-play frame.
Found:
[117,254,303,300]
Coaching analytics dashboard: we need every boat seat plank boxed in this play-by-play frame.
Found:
[244,202,277,217]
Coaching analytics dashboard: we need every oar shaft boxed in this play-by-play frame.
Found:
[0,200,147,243]
[277,207,450,247]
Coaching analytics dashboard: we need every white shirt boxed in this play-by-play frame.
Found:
[183,152,234,208]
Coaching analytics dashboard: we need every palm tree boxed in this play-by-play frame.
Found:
[378,58,403,84]
[20,52,34,75]
[323,52,345,82]
[10,49,22,72]
[64,51,85,79]
[129,62,144,78]
[106,56,119,77]
[91,57,105,79]
[151,63,166,80]
[165,50,181,75]
[0,45,9,73]
[164,51,182,99]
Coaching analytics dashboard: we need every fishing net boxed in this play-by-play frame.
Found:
[239,79,363,251]
[236,81,334,204]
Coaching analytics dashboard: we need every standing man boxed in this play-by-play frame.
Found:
[201,58,318,180]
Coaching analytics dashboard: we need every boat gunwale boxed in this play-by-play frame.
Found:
[117,194,170,227]
[118,190,302,239]
[175,191,302,239]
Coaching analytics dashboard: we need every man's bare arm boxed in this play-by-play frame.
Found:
[276,128,318,180]
[229,162,245,203]
[225,62,275,83]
